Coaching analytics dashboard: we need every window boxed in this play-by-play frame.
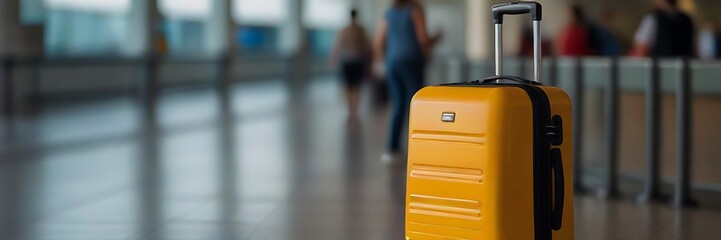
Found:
[307,30,335,56]
[233,0,287,26]
[158,0,211,21]
[46,0,131,14]
[236,26,279,54]
[303,0,350,55]
[44,0,132,57]
[158,0,213,56]
[162,20,207,55]
[303,0,349,30]
[232,0,288,54]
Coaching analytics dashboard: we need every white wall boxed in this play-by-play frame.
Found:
[423,0,466,57]
[278,0,302,55]
[206,0,230,56]
[125,0,151,57]
[304,0,351,30]
[465,0,488,60]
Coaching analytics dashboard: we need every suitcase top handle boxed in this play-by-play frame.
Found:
[491,1,543,83]
[491,1,542,24]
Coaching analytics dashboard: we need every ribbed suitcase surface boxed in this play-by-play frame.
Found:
[405,2,573,239]
[405,85,574,240]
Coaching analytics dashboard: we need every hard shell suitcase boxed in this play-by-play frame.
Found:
[404,2,574,240]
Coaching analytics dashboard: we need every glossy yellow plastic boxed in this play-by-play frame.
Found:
[405,85,574,240]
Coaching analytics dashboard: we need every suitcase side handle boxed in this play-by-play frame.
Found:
[551,148,565,231]
[491,1,542,83]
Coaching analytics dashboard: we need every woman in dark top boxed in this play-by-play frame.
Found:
[374,0,442,163]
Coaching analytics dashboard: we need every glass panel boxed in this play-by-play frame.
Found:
[43,0,132,57]
[45,10,129,56]
[303,0,349,57]
[162,20,207,56]
[158,0,213,56]
[307,29,335,56]
[236,26,279,54]
[233,0,287,54]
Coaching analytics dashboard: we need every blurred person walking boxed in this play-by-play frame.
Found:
[630,0,694,57]
[331,9,373,123]
[556,5,592,56]
[590,9,623,56]
[374,0,442,163]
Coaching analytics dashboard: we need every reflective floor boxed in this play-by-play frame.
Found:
[1,76,720,240]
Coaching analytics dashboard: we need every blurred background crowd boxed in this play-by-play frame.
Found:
[2,0,721,239]
[2,0,718,60]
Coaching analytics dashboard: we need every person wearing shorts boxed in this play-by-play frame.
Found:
[331,9,372,123]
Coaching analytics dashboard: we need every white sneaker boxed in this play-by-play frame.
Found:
[381,152,403,164]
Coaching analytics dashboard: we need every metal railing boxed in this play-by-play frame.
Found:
[2,54,720,208]
[0,54,307,116]
[442,56,718,208]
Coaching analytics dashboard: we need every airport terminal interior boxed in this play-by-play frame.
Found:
[2,0,721,239]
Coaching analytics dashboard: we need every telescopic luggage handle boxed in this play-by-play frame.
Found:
[491,1,543,82]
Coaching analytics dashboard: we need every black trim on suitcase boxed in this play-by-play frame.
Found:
[518,83,553,240]
[441,81,559,240]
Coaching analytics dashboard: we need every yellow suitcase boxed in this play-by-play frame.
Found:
[405,2,574,239]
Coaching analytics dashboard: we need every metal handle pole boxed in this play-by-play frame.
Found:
[495,21,542,83]
[495,24,503,76]
[533,20,541,83]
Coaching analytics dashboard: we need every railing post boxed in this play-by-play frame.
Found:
[518,56,527,79]
[598,57,620,199]
[446,57,466,84]
[487,59,495,78]
[672,57,697,208]
[216,54,232,88]
[141,55,160,103]
[29,57,42,113]
[572,57,586,192]
[637,58,666,203]
[460,57,469,83]
[2,57,14,117]
[547,55,558,86]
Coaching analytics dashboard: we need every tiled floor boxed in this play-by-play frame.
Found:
[1,76,720,239]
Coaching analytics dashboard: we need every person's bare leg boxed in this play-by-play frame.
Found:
[348,86,361,119]
[343,86,355,123]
